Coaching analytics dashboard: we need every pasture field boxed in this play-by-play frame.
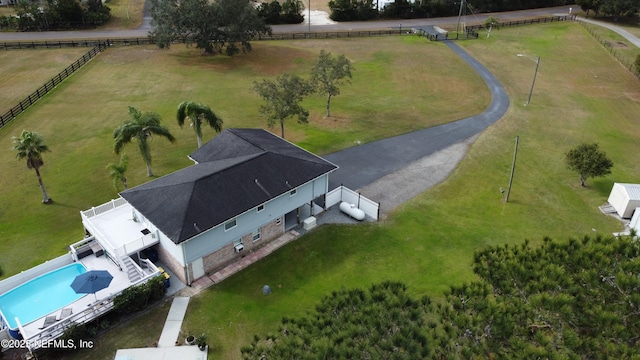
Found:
[0,35,486,276]
[0,48,88,109]
[2,21,639,360]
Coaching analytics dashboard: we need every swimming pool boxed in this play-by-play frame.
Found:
[0,263,87,330]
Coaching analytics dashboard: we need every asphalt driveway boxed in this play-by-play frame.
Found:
[325,41,510,191]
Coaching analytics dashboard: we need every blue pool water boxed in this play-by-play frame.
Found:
[0,263,87,330]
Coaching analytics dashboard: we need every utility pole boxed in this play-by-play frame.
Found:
[517,54,540,106]
[505,135,519,203]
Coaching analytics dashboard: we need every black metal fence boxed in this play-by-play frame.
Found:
[0,43,107,128]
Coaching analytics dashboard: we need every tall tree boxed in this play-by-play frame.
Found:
[106,154,129,191]
[12,130,52,204]
[244,235,640,359]
[311,50,354,118]
[113,106,176,177]
[575,0,604,17]
[149,0,271,56]
[241,281,430,359]
[176,101,223,148]
[565,143,613,187]
[600,0,637,21]
[253,73,314,138]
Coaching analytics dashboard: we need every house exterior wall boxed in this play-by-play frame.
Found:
[156,243,188,284]
[182,174,329,264]
[200,217,285,275]
[132,207,189,283]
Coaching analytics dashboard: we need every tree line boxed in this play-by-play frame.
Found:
[241,233,640,359]
[2,0,110,31]
[329,0,637,22]
[12,50,356,201]
[576,0,638,20]
[330,0,577,22]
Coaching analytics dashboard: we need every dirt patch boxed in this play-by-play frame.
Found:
[311,113,352,130]
[623,92,640,102]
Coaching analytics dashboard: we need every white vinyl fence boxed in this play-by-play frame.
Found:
[326,186,379,220]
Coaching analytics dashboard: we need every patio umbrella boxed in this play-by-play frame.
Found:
[70,270,113,301]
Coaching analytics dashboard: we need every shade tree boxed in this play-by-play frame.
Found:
[565,142,613,187]
[310,50,354,118]
[149,0,271,56]
[253,73,314,139]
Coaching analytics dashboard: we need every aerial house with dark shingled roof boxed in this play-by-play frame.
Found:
[80,128,338,285]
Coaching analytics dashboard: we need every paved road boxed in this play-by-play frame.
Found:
[326,41,509,190]
[0,6,574,41]
[576,16,640,48]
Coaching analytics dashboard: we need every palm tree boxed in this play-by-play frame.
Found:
[106,154,129,191]
[12,130,52,204]
[176,101,223,148]
[113,106,176,177]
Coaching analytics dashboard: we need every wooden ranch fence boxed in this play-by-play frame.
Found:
[0,43,107,128]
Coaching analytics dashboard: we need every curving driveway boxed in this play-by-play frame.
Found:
[326,41,509,191]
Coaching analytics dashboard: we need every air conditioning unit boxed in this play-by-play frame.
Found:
[234,244,244,253]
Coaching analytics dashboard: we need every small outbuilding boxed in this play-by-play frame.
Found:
[607,183,640,219]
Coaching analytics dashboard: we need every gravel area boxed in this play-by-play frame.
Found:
[307,134,478,228]
[359,134,478,220]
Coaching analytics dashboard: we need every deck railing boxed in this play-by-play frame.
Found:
[81,197,127,218]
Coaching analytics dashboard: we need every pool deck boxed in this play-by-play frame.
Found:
[18,254,155,345]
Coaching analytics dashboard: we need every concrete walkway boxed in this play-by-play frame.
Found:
[187,231,299,292]
[157,296,190,347]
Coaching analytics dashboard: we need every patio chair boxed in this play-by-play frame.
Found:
[59,308,73,320]
[39,315,58,329]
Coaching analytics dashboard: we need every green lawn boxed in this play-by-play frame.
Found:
[0,35,487,277]
[3,22,640,360]
[0,48,89,109]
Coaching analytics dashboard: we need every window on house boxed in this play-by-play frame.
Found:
[224,218,237,231]
[257,204,265,212]
[252,229,261,242]
[233,238,243,246]
[290,189,297,196]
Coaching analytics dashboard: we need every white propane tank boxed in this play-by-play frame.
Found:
[339,201,365,221]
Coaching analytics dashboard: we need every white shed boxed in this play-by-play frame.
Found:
[607,183,640,218]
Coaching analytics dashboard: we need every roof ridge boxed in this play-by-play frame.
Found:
[228,128,269,152]
[230,128,339,168]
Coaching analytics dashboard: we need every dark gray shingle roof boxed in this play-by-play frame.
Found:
[121,129,337,244]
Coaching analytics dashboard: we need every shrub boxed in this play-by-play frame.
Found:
[113,275,165,314]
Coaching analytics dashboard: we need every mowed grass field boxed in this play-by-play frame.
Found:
[0,48,89,108]
[0,35,486,277]
[24,22,637,360]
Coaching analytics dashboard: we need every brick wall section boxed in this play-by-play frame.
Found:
[155,245,187,285]
[201,217,285,276]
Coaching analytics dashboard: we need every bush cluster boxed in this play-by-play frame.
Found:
[1,0,110,31]
[113,275,165,314]
[257,0,304,25]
